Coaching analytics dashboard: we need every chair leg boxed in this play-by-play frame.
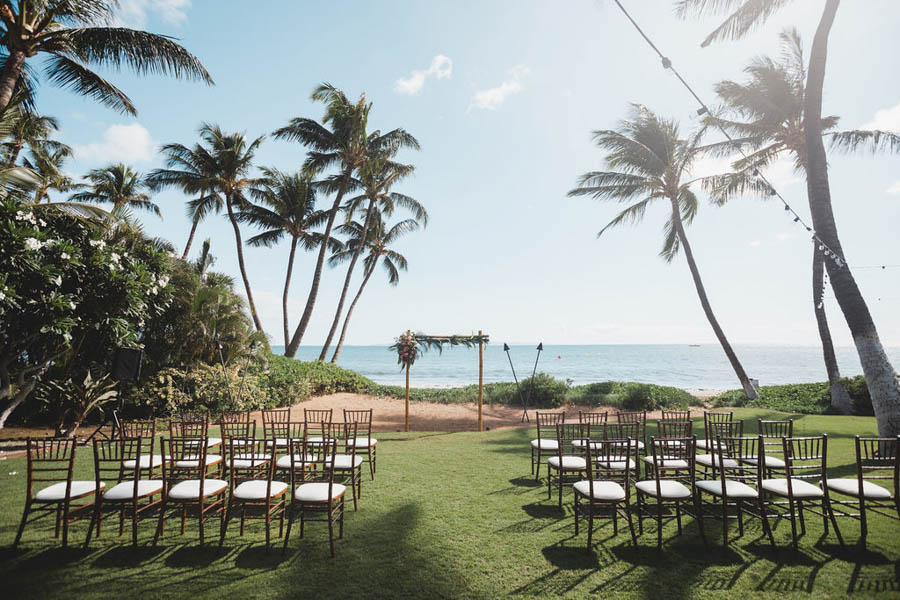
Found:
[13,503,30,549]
[787,497,799,550]
[637,493,644,535]
[85,504,99,548]
[722,499,729,546]
[737,501,744,537]
[798,500,806,535]
[153,499,167,547]
[656,499,663,549]
[328,503,336,558]
[759,496,775,546]
[573,496,580,536]
[531,447,535,476]
[824,496,844,547]
[587,507,594,550]
[694,495,708,549]
[339,497,345,539]
[199,499,205,546]
[282,503,294,556]
[675,500,682,536]
[220,500,231,547]
[55,505,62,538]
[62,500,71,548]
[132,499,139,546]
[557,472,564,508]
[625,503,638,547]
[547,465,552,499]
[859,497,868,539]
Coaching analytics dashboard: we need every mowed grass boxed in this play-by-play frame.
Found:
[0,409,897,599]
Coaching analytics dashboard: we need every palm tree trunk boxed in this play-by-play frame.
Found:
[812,247,852,414]
[330,259,377,363]
[804,0,900,435]
[670,198,757,400]
[284,171,351,357]
[182,216,200,260]
[6,142,22,168]
[0,50,25,113]
[225,194,264,332]
[318,197,376,360]
[283,237,298,348]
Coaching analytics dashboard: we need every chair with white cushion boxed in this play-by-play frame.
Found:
[573,414,606,456]
[531,411,565,480]
[695,434,774,547]
[219,410,256,457]
[283,436,345,557]
[643,422,693,479]
[759,434,843,550]
[635,436,699,549]
[119,418,166,478]
[616,411,648,465]
[154,437,227,546]
[86,437,163,547]
[344,409,377,480]
[574,433,638,550]
[548,423,588,508]
[332,422,363,511]
[696,411,733,452]
[696,420,743,478]
[748,419,793,477]
[13,438,100,549]
[219,437,285,550]
[825,435,898,544]
[267,421,308,475]
[170,417,222,468]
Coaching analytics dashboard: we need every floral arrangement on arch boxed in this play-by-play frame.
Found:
[392,331,420,367]
[390,332,490,369]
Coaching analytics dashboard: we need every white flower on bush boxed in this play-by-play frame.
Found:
[24,238,43,251]
[15,211,36,224]
[150,286,158,295]
[38,219,46,227]
[158,275,170,287]
[89,239,106,250]
[0,290,5,301]
[60,252,70,260]
[110,252,120,263]
[53,275,62,286]
[69,301,76,310]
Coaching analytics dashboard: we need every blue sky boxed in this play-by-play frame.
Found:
[37,0,900,349]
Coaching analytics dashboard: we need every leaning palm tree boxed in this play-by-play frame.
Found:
[0,0,212,114]
[273,83,419,357]
[145,124,265,332]
[317,145,426,361]
[569,104,758,399]
[146,142,223,259]
[704,29,900,413]
[26,146,78,203]
[237,168,337,347]
[328,213,419,363]
[70,163,159,217]
[677,0,900,435]
[2,106,69,167]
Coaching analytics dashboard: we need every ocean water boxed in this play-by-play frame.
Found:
[270,344,900,391]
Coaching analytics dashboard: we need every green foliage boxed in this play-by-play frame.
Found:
[709,376,873,415]
[841,375,873,416]
[37,370,118,437]
[129,363,265,417]
[259,355,377,397]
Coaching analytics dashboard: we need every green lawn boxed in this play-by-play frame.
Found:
[0,409,897,599]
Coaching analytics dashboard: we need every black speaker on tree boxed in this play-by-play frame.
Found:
[112,347,143,381]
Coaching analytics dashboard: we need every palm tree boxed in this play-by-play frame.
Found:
[273,83,419,358]
[145,124,265,332]
[26,146,78,203]
[677,0,900,435]
[2,107,69,167]
[0,0,212,114]
[328,213,419,363]
[70,163,159,217]
[703,29,900,413]
[317,147,426,361]
[569,104,758,399]
[236,168,336,347]
[147,142,223,259]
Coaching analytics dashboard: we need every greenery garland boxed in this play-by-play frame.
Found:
[390,332,490,367]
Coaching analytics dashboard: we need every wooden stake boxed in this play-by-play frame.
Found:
[405,330,411,433]
[478,329,483,432]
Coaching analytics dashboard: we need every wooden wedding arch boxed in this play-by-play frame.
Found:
[391,330,490,432]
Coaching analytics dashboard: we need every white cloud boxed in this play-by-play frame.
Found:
[862,101,900,132]
[749,240,762,248]
[74,123,155,165]
[117,0,190,28]
[394,55,452,95]
[468,65,530,112]
[776,232,792,242]
[887,181,900,196]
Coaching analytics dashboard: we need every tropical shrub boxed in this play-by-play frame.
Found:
[129,363,265,417]
[709,377,872,415]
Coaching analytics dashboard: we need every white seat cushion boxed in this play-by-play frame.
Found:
[635,479,692,499]
[696,454,739,469]
[168,479,227,500]
[267,438,292,448]
[123,454,165,470]
[573,480,626,501]
[306,437,335,445]
[234,480,288,500]
[595,458,636,470]
[741,455,786,468]
[230,454,271,469]
[225,438,253,448]
[104,480,163,501]
[173,454,222,468]
[275,454,317,469]
[642,456,689,470]
[294,482,346,502]
[696,439,726,451]
[333,455,364,469]
[548,456,587,470]
[530,439,558,450]
[34,481,101,501]
[349,437,377,448]
[696,479,758,498]
[184,437,222,448]
[761,478,824,498]
[825,478,892,499]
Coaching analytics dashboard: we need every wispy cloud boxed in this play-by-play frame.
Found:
[887,181,900,196]
[394,55,452,95]
[117,0,190,28]
[74,123,155,165]
[862,102,900,131]
[749,240,762,248]
[468,65,530,112]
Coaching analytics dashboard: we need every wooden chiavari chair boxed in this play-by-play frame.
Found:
[332,422,363,511]
[304,408,333,426]
[574,412,607,455]
[548,423,588,508]
[531,411,565,480]
[219,410,256,461]
[344,409,377,480]
[13,438,101,548]
[119,418,165,478]
[748,419,793,476]
[635,436,699,549]
[696,420,744,477]
[661,409,691,422]
[616,410,648,459]
[86,437,163,546]
[268,421,308,475]
[262,407,291,429]
[169,418,222,477]
[696,411,733,452]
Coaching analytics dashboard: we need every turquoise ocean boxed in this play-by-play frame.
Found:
[270,344,900,391]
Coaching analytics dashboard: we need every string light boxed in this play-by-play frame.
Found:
[610,0,848,269]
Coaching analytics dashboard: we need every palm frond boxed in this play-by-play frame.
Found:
[43,53,136,115]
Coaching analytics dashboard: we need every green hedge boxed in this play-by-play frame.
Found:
[708,375,872,415]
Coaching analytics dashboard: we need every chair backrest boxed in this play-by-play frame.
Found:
[335,422,359,458]
[555,423,585,458]
[24,438,77,501]
[305,420,335,445]
[780,435,828,488]
[225,437,271,483]
[714,435,762,489]
[584,433,633,499]
[262,408,291,426]
[220,410,251,425]
[344,409,373,444]
[605,421,640,444]
[646,436,696,487]
[535,411,565,442]
[288,435,337,491]
[304,408,333,424]
[220,419,256,442]
[657,420,692,439]
[119,418,156,462]
[709,419,744,442]
[169,418,208,440]
[265,421,306,451]
[579,420,606,445]
[93,437,143,493]
[578,411,608,426]
[758,419,793,458]
[179,410,209,423]
[703,411,733,439]
[160,436,208,485]
[616,411,647,448]
[855,436,899,498]
[661,409,691,422]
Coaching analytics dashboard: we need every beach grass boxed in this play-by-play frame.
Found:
[0,409,896,599]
